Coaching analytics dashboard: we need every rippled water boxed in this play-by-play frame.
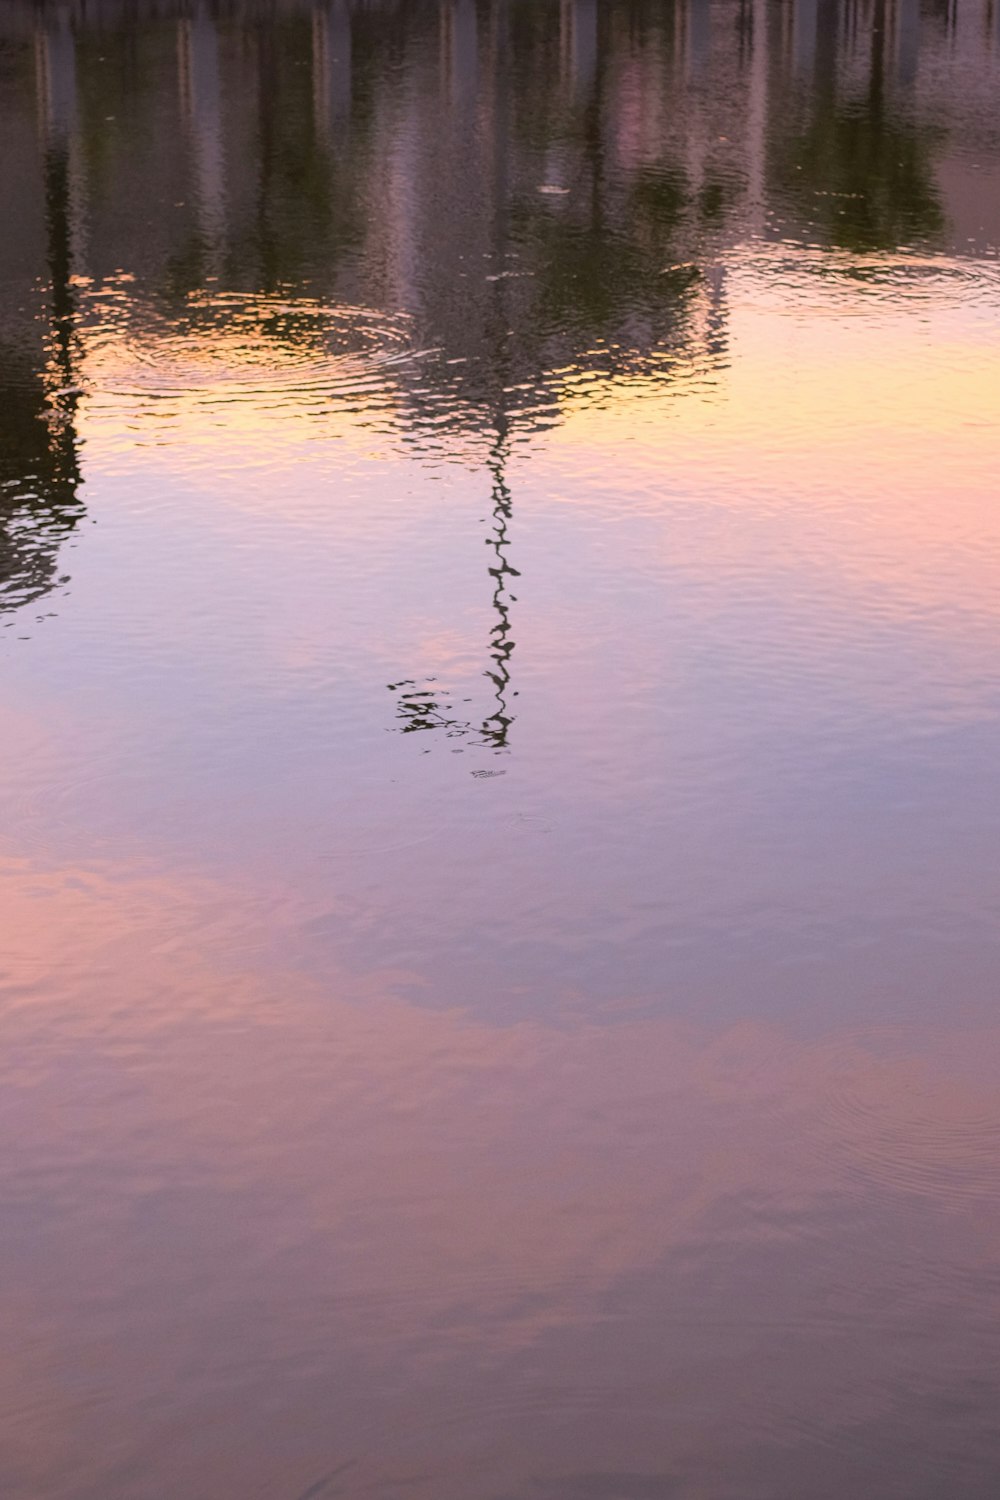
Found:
[2,1,1000,1496]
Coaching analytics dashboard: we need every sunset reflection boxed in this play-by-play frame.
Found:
[2,2,1000,1499]
[2,851,1000,1497]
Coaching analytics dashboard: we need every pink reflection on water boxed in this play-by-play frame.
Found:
[1,854,999,1498]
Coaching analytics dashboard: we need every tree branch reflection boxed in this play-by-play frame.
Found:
[388,423,518,754]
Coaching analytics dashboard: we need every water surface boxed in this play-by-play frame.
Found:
[2,2,1000,1497]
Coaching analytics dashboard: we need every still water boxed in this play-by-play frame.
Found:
[2,0,1000,1495]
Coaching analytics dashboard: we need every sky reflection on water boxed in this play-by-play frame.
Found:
[1,2,1000,1498]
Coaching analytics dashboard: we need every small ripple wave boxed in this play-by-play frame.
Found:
[776,1027,1000,1208]
[701,1021,1000,1208]
[81,288,419,408]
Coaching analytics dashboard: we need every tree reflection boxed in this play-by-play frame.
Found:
[481,428,517,749]
[0,14,83,620]
[771,0,944,250]
[388,424,518,752]
[0,0,986,645]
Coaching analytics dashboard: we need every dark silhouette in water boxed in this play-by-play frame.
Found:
[0,0,964,634]
[481,428,518,750]
[388,426,519,753]
[0,17,84,620]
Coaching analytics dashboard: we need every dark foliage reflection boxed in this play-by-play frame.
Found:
[0,0,992,620]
